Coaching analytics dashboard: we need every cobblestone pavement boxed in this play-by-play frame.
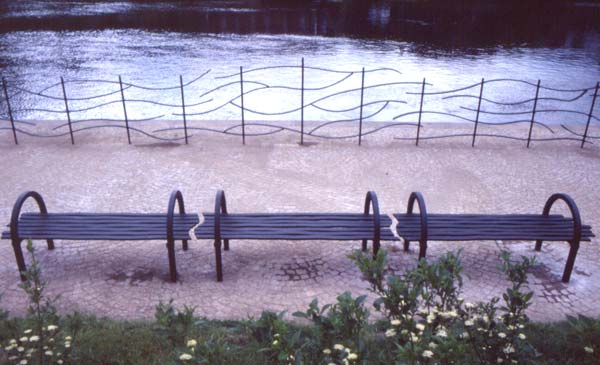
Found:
[1,126,599,322]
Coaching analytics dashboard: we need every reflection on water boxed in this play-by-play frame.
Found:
[0,0,598,121]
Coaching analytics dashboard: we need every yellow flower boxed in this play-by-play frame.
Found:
[584,346,594,353]
[186,339,197,348]
[179,353,193,361]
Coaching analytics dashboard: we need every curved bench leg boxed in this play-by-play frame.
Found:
[224,239,230,251]
[182,240,188,251]
[12,239,27,281]
[166,240,177,282]
[562,240,579,283]
[404,240,410,252]
[362,239,367,252]
[534,240,542,251]
[373,238,380,257]
[418,240,428,260]
[214,239,223,282]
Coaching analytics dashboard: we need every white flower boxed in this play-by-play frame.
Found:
[64,336,72,341]
[497,358,504,363]
[19,360,28,365]
[385,329,397,338]
[322,348,331,354]
[410,333,420,342]
[272,340,279,346]
[9,339,17,344]
[503,344,515,354]
[498,332,507,339]
[186,339,197,348]
[333,344,344,351]
[64,342,71,348]
[429,342,438,349]
[518,324,525,329]
[57,361,64,365]
[29,336,39,342]
[179,353,193,361]
[426,313,436,324]
[17,346,25,352]
[19,336,28,342]
[347,353,358,360]
[465,319,474,327]
[584,346,594,353]
[422,350,434,358]
[465,302,474,309]
[518,333,526,340]
[47,325,58,331]
[44,350,53,356]
[390,319,401,326]
[436,328,448,338]
[416,323,425,331]
[23,329,32,334]
[460,331,469,339]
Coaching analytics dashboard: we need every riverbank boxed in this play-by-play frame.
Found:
[0,126,599,321]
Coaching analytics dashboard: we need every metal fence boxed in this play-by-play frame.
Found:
[1,59,598,147]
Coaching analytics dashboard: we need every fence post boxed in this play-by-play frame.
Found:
[416,78,425,146]
[1,77,18,145]
[526,80,541,148]
[60,77,75,145]
[180,75,189,145]
[358,67,365,146]
[118,76,131,145]
[472,78,484,147]
[300,57,305,145]
[239,66,246,145]
[581,81,599,148]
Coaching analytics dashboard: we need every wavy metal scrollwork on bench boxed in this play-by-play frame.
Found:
[10,191,54,281]
[535,193,582,283]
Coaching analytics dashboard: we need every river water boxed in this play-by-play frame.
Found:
[0,0,599,125]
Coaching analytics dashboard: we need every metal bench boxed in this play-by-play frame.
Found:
[2,190,199,282]
[194,190,396,281]
[395,192,594,283]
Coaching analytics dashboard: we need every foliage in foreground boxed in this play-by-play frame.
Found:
[0,242,598,364]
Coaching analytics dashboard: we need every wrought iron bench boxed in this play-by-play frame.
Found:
[395,192,594,283]
[193,190,396,281]
[2,190,198,282]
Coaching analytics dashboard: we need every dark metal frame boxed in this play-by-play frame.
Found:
[403,191,428,259]
[10,191,55,280]
[535,193,582,283]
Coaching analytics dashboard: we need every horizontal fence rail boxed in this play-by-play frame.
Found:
[1,59,598,148]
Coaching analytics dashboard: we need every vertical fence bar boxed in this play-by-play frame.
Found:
[239,66,246,145]
[118,76,131,145]
[415,78,425,146]
[581,82,599,148]
[300,57,305,145]
[60,77,75,145]
[358,67,365,146]
[1,77,18,144]
[471,78,484,147]
[526,80,541,148]
[179,75,189,145]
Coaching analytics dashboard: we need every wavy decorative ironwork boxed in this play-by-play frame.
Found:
[0,61,597,148]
